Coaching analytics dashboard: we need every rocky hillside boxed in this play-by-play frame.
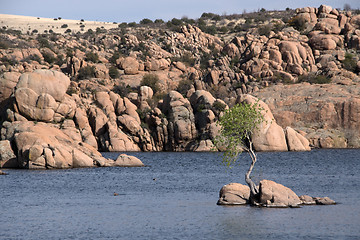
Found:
[1,5,360,168]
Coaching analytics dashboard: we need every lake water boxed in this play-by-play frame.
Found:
[1,149,360,239]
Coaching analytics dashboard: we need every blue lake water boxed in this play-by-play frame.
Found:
[1,149,360,239]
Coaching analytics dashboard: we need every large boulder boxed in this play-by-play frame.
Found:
[114,154,144,167]
[238,94,288,152]
[259,180,301,207]
[285,127,311,151]
[118,57,139,75]
[0,72,21,103]
[16,69,70,101]
[217,183,250,205]
[14,70,75,122]
[0,140,17,168]
[309,32,343,50]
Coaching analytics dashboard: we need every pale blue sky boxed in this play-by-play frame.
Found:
[1,0,360,22]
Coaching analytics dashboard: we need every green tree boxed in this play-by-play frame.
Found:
[214,102,265,201]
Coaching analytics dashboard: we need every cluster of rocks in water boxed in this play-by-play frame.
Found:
[0,4,360,170]
[217,181,336,208]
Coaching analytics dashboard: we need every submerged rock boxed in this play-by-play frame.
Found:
[314,197,336,205]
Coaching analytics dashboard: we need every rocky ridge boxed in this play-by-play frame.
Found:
[1,5,360,168]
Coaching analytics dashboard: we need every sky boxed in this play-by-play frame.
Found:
[1,0,360,23]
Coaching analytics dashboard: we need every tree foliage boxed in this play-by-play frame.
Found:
[215,101,265,197]
[215,102,265,167]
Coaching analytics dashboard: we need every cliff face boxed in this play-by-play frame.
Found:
[1,5,360,168]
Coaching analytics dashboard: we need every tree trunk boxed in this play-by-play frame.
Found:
[245,141,259,204]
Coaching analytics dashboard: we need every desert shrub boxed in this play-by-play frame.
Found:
[141,73,160,94]
[204,25,217,35]
[172,52,196,67]
[37,36,51,48]
[128,22,137,27]
[32,29,38,34]
[1,56,18,66]
[0,41,9,49]
[113,82,133,97]
[218,26,229,34]
[212,101,227,112]
[42,52,56,64]
[65,29,71,33]
[342,53,358,72]
[23,54,42,63]
[154,19,164,24]
[258,24,272,36]
[77,65,96,80]
[109,51,121,64]
[85,51,99,63]
[140,18,153,25]
[61,24,68,28]
[95,27,107,34]
[109,66,120,79]
[176,79,193,97]
[288,15,306,31]
[55,55,64,66]
[298,73,331,84]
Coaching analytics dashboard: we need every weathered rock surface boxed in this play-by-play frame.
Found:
[162,91,197,151]
[238,94,288,152]
[0,121,140,169]
[299,195,316,205]
[0,140,17,168]
[114,154,144,167]
[217,183,250,205]
[259,180,301,207]
[253,83,360,148]
[314,197,336,205]
[285,126,311,151]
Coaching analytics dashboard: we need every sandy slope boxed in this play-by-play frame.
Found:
[0,14,119,34]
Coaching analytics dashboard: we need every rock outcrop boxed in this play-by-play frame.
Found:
[0,140,17,168]
[217,180,335,207]
[1,4,360,161]
[162,91,197,151]
[259,180,301,207]
[238,94,288,151]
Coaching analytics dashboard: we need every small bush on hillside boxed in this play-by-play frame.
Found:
[342,53,358,73]
[172,52,196,67]
[85,51,99,63]
[212,101,227,112]
[176,79,193,97]
[61,24,68,28]
[288,15,307,31]
[140,18,153,25]
[298,73,331,84]
[42,52,56,64]
[23,54,42,63]
[77,65,96,80]
[109,66,120,79]
[141,74,160,94]
[1,56,18,66]
[258,24,272,36]
[109,52,121,64]
[113,82,134,97]
[65,29,71,33]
